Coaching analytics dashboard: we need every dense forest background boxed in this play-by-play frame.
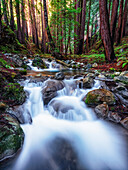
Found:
[0,0,128,62]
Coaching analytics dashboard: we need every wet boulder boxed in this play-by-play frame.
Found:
[83,89,116,105]
[6,104,32,124]
[42,80,65,105]
[0,113,24,161]
[108,112,121,123]
[120,117,128,130]
[54,72,65,80]
[48,99,74,115]
[32,57,47,69]
[114,71,128,84]
[94,102,109,119]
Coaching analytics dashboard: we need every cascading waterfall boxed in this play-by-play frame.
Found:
[12,79,127,170]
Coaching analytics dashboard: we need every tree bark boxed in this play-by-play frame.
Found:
[116,0,124,45]
[110,0,119,42]
[86,0,91,52]
[121,0,128,38]
[15,0,22,43]
[0,0,2,40]
[99,0,115,62]
[21,0,26,44]
[74,0,80,54]
[41,0,45,53]
[10,0,15,31]
[2,0,9,25]
[43,0,63,59]
[77,0,86,54]
[31,0,39,48]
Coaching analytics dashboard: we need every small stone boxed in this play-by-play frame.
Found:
[120,117,128,130]
[0,102,7,110]
[94,103,109,118]
[108,112,121,123]
[92,63,98,68]
[98,74,106,79]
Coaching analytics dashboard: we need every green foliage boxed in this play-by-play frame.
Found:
[117,56,128,68]
[0,58,11,69]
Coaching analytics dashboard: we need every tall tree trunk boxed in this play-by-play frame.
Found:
[2,0,9,25]
[21,0,26,44]
[31,0,39,48]
[121,0,128,38]
[74,0,80,54]
[41,0,45,53]
[86,0,91,52]
[28,0,35,43]
[110,0,119,42]
[99,0,115,62]
[0,0,2,40]
[16,0,22,43]
[116,0,124,45]
[10,0,15,31]
[43,0,63,59]
[77,0,86,54]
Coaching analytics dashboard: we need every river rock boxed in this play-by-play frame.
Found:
[0,113,24,161]
[114,71,128,84]
[54,72,65,80]
[94,102,109,118]
[108,112,121,123]
[120,117,128,130]
[2,83,26,106]
[42,80,65,105]
[32,57,46,69]
[48,99,74,115]
[92,63,98,68]
[6,104,32,124]
[83,89,116,105]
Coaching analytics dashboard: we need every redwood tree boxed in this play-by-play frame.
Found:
[116,0,124,45]
[110,0,119,42]
[16,0,22,43]
[99,0,115,62]
[121,0,128,38]
[10,0,15,31]
[77,0,86,54]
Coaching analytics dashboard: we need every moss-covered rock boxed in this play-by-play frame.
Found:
[0,113,24,161]
[83,89,116,105]
[32,57,47,69]
[1,83,26,106]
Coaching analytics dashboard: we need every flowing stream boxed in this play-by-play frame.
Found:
[3,61,127,170]
[10,76,127,170]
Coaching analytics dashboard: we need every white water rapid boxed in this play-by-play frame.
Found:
[12,79,127,170]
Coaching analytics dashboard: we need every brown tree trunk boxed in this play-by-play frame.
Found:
[110,0,119,42]
[86,0,91,53]
[99,0,115,62]
[121,0,128,38]
[0,0,1,40]
[116,0,124,45]
[74,0,80,54]
[2,0,9,25]
[43,0,63,59]
[16,0,22,43]
[28,0,35,43]
[21,0,26,44]
[77,0,86,54]
[10,0,15,31]
[41,0,45,53]
[31,0,39,48]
